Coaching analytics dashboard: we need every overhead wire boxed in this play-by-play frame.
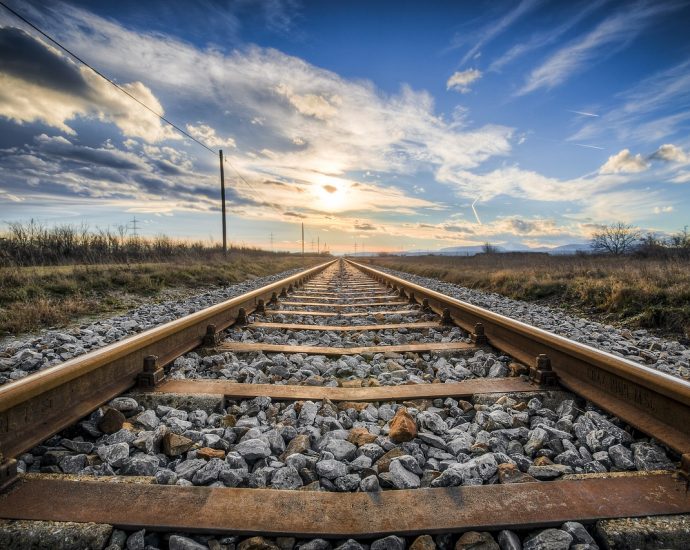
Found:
[0,0,286,214]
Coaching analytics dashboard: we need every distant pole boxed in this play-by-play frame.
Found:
[219,150,227,254]
[301,222,304,258]
[317,236,320,254]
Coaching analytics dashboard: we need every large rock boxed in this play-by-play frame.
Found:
[410,535,436,550]
[235,438,272,461]
[324,439,357,461]
[388,459,421,489]
[523,529,572,550]
[315,459,348,480]
[98,407,126,434]
[282,433,311,457]
[389,407,417,443]
[371,535,405,550]
[455,531,499,550]
[162,432,194,457]
[169,535,208,550]
[347,427,377,446]
[271,466,303,490]
[97,442,130,467]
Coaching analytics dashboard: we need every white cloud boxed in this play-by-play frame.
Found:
[518,2,677,95]
[653,205,674,214]
[0,27,177,143]
[446,69,482,93]
[600,149,649,174]
[651,143,688,163]
[186,123,236,149]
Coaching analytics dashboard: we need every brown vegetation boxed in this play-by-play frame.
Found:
[363,253,690,341]
[0,222,326,335]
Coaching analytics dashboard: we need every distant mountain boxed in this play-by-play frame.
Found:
[400,243,590,256]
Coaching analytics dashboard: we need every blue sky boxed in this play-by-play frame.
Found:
[1,0,689,253]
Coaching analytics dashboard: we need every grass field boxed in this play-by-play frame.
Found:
[363,254,690,341]
[0,254,324,336]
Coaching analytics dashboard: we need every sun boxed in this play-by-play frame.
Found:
[316,183,346,211]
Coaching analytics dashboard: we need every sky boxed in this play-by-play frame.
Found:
[1,0,689,254]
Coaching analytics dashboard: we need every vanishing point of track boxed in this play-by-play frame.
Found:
[0,258,689,537]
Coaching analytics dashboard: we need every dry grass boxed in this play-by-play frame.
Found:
[0,254,324,336]
[363,254,690,340]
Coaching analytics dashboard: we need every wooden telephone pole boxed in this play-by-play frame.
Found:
[219,150,227,254]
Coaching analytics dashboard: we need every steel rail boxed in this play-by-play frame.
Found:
[0,260,336,460]
[348,260,690,457]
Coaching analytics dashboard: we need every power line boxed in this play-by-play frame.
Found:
[0,1,285,216]
[0,0,216,156]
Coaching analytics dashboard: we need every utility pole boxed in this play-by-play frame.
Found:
[219,150,227,254]
[270,232,274,253]
[129,216,139,238]
[317,236,320,255]
[311,238,314,253]
[301,222,304,258]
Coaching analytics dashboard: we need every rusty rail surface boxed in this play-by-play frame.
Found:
[348,260,690,457]
[0,260,336,460]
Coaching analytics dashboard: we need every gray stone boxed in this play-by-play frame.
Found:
[315,459,348,479]
[220,468,247,487]
[595,514,690,549]
[298,401,318,426]
[175,458,207,481]
[360,474,380,491]
[271,466,303,490]
[126,528,146,550]
[235,438,272,461]
[169,534,208,550]
[561,522,595,545]
[155,468,178,485]
[608,444,635,470]
[371,535,405,550]
[334,474,361,492]
[134,410,159,430]
[59,454,87,474]
[631,442,674,470]
[335,540,365,550]
[527,465,571,480]
[388,459,421,489]
[523,529,572,550]
[192,458,228,485]
[120,455,159,477]
[98,442,130,467]
[298,540,331,550]
[497,530,521,550]
[416,432,447,450]
[109,397,139,413]
[0,520,113,549]
[324,439,357,461]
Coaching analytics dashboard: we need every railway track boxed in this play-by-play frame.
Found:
[1,258,689,548]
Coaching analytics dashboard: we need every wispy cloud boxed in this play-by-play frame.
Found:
[450,0,544,66]
[489,0,607,72]
[570,58,690,143]
[517,1,678,95]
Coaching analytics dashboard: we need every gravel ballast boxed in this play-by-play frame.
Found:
[368,265,690,381]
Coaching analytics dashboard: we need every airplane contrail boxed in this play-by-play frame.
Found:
[573,143,604,150]
[471,198,482,225]
[568,110,599,117]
